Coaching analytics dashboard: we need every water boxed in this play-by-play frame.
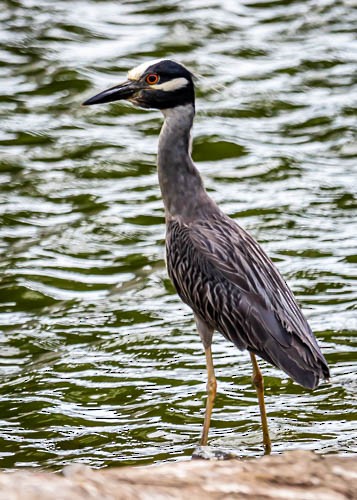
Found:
[0,0,356,470]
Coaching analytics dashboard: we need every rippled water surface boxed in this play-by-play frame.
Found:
[0,0,356,469]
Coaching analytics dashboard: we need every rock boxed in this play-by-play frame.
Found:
[0,450,355,500]
[192,445,242,460]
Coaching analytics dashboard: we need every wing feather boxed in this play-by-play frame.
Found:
[166,212,329,389]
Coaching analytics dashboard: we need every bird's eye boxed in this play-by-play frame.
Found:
[145,73,159,85]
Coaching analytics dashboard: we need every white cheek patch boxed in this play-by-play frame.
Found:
[128,59,164,81]
[151,77,189,91]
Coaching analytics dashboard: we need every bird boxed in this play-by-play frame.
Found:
[83,59,330,454]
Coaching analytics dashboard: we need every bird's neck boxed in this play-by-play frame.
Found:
[158,104,208,219]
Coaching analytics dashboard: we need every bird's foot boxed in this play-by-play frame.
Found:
[192,445,241,460]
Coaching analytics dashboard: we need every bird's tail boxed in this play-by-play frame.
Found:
[251,333,330,390]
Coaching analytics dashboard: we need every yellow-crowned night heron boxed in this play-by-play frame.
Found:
[83,59,330,454]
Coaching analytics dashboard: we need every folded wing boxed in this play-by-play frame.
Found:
[167,212,329,389]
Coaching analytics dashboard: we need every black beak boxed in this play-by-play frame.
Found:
[82,80,140,106]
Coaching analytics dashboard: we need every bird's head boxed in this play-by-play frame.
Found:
[83,59,195,110]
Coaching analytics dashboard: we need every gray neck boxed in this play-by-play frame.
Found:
[158,104,209,219]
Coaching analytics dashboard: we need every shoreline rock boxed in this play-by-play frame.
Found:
[0,450,355,499]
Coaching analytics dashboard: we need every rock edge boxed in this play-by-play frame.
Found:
[0,450,356,500]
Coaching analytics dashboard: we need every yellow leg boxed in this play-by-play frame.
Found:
[200,345,217,446]
[250,352,272,455]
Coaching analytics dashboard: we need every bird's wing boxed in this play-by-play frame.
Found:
[166,213,329,388]
[190,214,313,339]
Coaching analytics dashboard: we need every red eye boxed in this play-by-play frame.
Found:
[145,73,159,85]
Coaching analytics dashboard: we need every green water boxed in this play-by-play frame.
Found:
[0,0,356,469]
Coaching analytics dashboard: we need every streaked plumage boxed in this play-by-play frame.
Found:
[167,212,328,389]
[83,59,330,453]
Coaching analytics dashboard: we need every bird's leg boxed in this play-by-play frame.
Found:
[194,316,215,446]
[250,352,271,455]
[200,344,217,446]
